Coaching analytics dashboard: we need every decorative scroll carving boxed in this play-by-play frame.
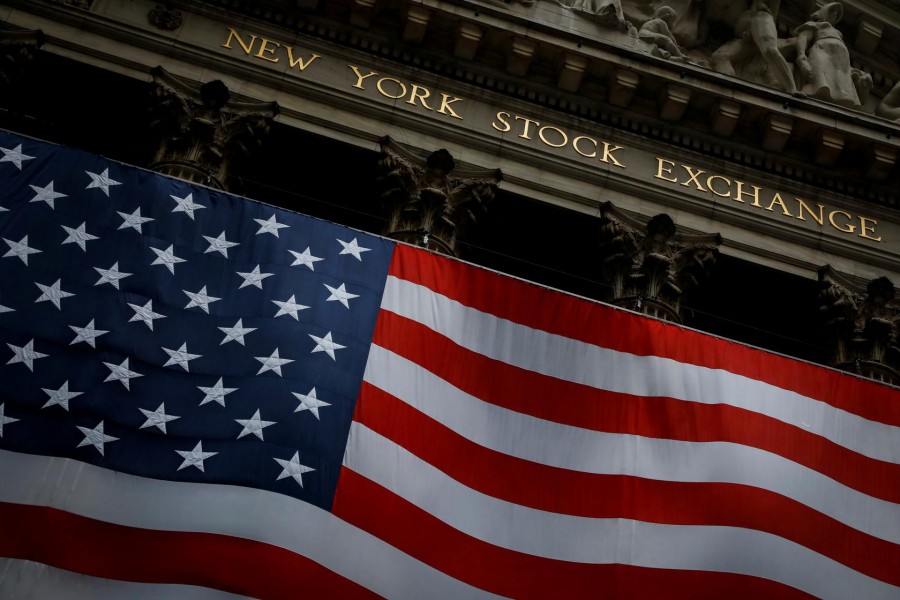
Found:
[148,4,184,31]
[148,66,279,191]
[818,266,900,385]
[376,137,502,256]
[597,203,721,323]
[0,29,45,89]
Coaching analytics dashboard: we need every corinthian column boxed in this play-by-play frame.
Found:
[818,266,900,385]
[376,136,502,256]
[597,203,721,323]
[148,66,279,191]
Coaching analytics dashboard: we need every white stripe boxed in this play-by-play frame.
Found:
[0,558,249,600]
[381,276,900,464]
[344,422,899,600]
[364,345,900,545]
[0,449,502,600]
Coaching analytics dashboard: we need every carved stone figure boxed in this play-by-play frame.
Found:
[566,0,628,31]
[710,0,800,95]
[794,3,860,107]
[376,137,502,256]
[876,80,900,122]
[818,266,900,384]
[638,7,688,61]
[597,204,720,323]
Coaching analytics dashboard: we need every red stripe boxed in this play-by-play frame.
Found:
[332,468,816,600]
[388,244,900,426]
[353,382,900,586]
[0,502,380,600]
[373,309,900,503]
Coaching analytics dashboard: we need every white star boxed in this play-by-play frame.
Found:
[0,304,13,314]
[324,283,359,309]
[309,331,346,360]
[0,204,7,212]
[272,295,309,320]
[35,279,74,310]
[203,231,239,258]
[117,207,154,233]
[255,348,294,376]
[170,192,204,219]
[0,144,34,170]
[41,380,83,411]
[94,262,132,290]
[198,377,238,407]
[69,319,109,348]
[176,441,218,472]
[150,244,186,274]
[162,343,202,371]
[292,387,331,420]
[288,247,323,271]
[0,403,19,437]
[86,168,121,196]
[6,339,47,371]
[235,409,277,441]
[128,299,165,330]
[77,421,118,456]
[254,214,289,237]
[61,222,98,251]
[337,237,371,261]
[139,402,180,434]
[237,264,274,289]
[29,181,67,208]
[218,318,256,346]
[274,452,315,488]
[183,286,221,313]
[103,357,142,390]
[3,235,41,265]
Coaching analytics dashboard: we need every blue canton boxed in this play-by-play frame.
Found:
[0,130,394,510]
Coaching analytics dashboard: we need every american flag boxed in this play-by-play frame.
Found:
[0,129,898,599]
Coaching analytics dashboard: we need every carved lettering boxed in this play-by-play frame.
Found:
[829,210,856,234]
[795,198,824,225]
[655,158,678,183]
[376,77,407,99]
[222,28,257,55]
[573,136,597,158]
[514,116,540,140]
[349,65,378,89]
[284,47,320,70]
[406,85,434,110]
[681,166,707,192]
[600,143,625,168]
[255,38,281,63]
[539,126,567,148]
[733,180,762,207]
[437,94,464,119]
[765,193,793,216]
[859,217,882,241]
[707,175,731,197]
[492,112,512,132]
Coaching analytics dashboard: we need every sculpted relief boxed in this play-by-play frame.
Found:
[531,0,892,118]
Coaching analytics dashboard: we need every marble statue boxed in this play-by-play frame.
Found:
[794,3,860,107]
[876,81,900,122]
[638,7,689,61]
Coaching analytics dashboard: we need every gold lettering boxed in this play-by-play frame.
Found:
[681,166,707,192]
[349,65,378,89]
[284,47,320,70]
[406,85,434,110]
[655,158,677,182]
[573,135,597,158]
[795,198,824,225]
[492,111,511,132]
[437,94,464,119]
[733,180,762,206]
[514,116,540,139]
[707,175,731,197]
[538,126,567,148]
[828,210,856,234]
[222,28,257,55]
[600,143,625,168]
[376,77,407,99]
[859,217,882,242]
[255,38,280,63]
[765,193,793,216]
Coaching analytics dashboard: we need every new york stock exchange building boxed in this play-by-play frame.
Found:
[1,0,900,598]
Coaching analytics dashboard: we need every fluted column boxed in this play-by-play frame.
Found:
[376,136,502,256]
[818,266,900,385]
[597,203,721,323]
[148,66,279,191]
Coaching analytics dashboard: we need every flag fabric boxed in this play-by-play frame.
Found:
[0,130,898,600]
